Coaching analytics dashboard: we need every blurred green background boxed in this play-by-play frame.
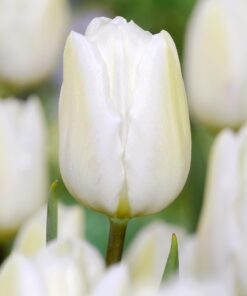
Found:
[47,0,215,256]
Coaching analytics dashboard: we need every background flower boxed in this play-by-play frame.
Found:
[0,0,70,92]
[184,0,247,129]
[0,97,47,241]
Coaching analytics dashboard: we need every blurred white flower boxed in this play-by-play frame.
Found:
[0,0,70,90]
[34,239,104,296]
[0,238,105,296]
[91,263,233,296]
[159,278,234,296]
[192,125,247,294]
[92,264,131,296]
[0,253,44,296]
[14,203,84,256]
[123,221,186,289]
[184,0,247,128]
[0,97,47,240]
[59,16,191,218]
[92,221,186,295]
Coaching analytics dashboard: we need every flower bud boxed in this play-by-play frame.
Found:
[0,0,70,90]
[184,0,247,128]
[196,125,247,294]
[0,97,47,240]
[59,16,191,218]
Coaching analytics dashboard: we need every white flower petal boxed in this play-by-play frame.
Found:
[0,97,47,238]
[0,253,44,296]
[92,264,130,296]
[14,203,84,256]
[124,221,186,288]
[35,239,104,295]
[59,32,124,215]
[125,31,191,215]
[185,0,247,128]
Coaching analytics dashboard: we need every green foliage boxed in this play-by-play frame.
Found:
[163,233,179,281]
[46,180,59,243]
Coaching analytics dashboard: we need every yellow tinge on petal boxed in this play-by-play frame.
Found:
[116,183,131,218]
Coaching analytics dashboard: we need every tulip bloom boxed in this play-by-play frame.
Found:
[194,125,247,294]
[184,0,247,128]
[0,239,104,296]
[59,16,191,218]
[0,97,47,239]
[0,0,70,90]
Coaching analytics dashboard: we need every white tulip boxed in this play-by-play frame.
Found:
[92,264,131,296]
[0,238,105,296]
[0,0,70,90]
[91,264,233,296]
[160,278,234,296]
[0,253,45,296]
[179,235,198,279]
[34,239,105,296]
[195,125,247,294]
[0,97,47,239]
[184,0,247,128]
[14,203,84,256]
[59,16,191,218]
[92,221,187,296]
[124,221,185,288]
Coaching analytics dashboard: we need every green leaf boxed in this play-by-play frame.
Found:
[46,180,59,244]
[162,233,179,281]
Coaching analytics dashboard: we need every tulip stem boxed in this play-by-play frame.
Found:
[106,218,128,266]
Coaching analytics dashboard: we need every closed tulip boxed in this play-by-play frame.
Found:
[59,16,191,218]
[0,0,70,91]
[195,125,247,294]
[184,0,247,128]
[0,97,47,240]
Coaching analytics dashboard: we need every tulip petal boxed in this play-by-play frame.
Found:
[0,253,44,296]
[92,264,130,296]
[86,17,151,115]
[125,31,191,215]
[14,203,84,256]
[124,222,185,288]
[59,32,124,215]
[36,239,104,295]
[0,98,47,235]
[197,125,247,287]
[185,0,247,128]
[197,130,240,275]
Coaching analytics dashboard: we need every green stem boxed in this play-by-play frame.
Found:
[105,218,128,266]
